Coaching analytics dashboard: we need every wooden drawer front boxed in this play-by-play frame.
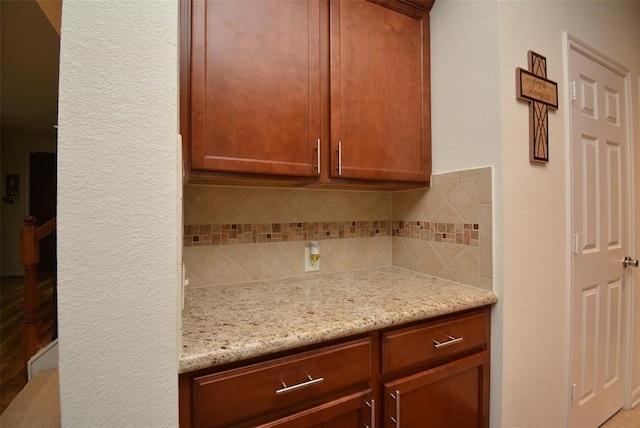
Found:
[262,390,372,428]
[382,310,487,375]
[193,338,372,427]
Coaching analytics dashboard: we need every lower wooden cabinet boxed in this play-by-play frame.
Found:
[180,307,490,427]
[383,351,489,428]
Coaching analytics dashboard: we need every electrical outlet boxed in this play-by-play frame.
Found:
[304,247,320,272]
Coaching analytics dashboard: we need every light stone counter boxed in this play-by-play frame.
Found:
[180,267,498,374]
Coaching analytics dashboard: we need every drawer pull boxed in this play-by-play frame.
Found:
[389,390,400,426]
[275,375,324,395]
[432,335,464,349]
[365,398,376,428]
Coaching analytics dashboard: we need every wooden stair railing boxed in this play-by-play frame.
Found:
[20,216,57,365]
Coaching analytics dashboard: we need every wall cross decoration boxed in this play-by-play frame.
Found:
[516,51,558,163]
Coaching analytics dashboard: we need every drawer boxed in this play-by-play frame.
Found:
[382,309,488,375]
[193,337,372,427]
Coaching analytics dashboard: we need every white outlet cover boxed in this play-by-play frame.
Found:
[304,247,320,272]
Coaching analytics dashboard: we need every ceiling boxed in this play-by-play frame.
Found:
[1,0,61,139]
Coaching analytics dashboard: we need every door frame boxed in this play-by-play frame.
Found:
[563,32,637,421]
[27,150,57,272]
[24,147,57,218]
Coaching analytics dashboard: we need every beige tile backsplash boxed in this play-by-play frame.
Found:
[392,167,492,289]
[183,167,492,290]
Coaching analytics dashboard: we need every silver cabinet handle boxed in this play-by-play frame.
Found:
[275,375,324,395]
[389,390,400,426]
[337,141,342,175]
[315,138,321,172]
[623,256,639,268]
[365,399,375,428]
[433,335,464,349]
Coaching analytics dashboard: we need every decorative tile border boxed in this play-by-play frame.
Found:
[184,221,392,246]
[393,221,480,246]
[184,220,479,247]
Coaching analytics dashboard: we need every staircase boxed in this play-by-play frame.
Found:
[20,216,57,365]
[0,216,60,425]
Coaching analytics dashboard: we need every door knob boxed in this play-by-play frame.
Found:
[622,256,639,268]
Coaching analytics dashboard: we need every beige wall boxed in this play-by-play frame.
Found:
[499,1,640,424]
[431,0,640,425]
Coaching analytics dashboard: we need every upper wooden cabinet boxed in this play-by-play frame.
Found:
[330,0,431,182]
[188,0,321,177]
[181,0,433,188]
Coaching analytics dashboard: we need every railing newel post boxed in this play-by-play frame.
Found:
[20,216,43,368]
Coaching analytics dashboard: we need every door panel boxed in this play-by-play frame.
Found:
[604,281,621,387]
[580,136,599,252]
[606,142,622,247]
[578,284,598,405]
[569,46,629,427]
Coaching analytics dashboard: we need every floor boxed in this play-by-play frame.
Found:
[0,273,56,414]
[600,405,640,427]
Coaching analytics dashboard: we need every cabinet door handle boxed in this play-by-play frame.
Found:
[365,399,375,428]
[336,141,342,175]
[315,138,321,172]
[432,335,464,349]
[389,390,400,426]
[275,375,324,395]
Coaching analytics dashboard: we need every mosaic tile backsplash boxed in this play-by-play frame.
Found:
[183,167,492,290]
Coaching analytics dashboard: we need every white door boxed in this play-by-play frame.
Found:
[568,41,633,427]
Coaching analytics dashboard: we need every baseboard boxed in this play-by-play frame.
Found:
[27,339,58,380]
[1,272,24,278]
[632,385,640,408]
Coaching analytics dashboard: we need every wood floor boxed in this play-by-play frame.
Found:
[601,405,640,427]
[0,273,56,414]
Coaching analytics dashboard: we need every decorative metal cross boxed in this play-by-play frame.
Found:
[516,51,558,163]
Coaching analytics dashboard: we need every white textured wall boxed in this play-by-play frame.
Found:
[432,0,640,426]
[57,1,179,426]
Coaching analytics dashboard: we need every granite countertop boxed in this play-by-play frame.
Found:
[180,267,498,374]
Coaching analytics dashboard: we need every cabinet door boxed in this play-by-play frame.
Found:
[383,351,489,428]
[190,0,321,177]
[330,0,431,182]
